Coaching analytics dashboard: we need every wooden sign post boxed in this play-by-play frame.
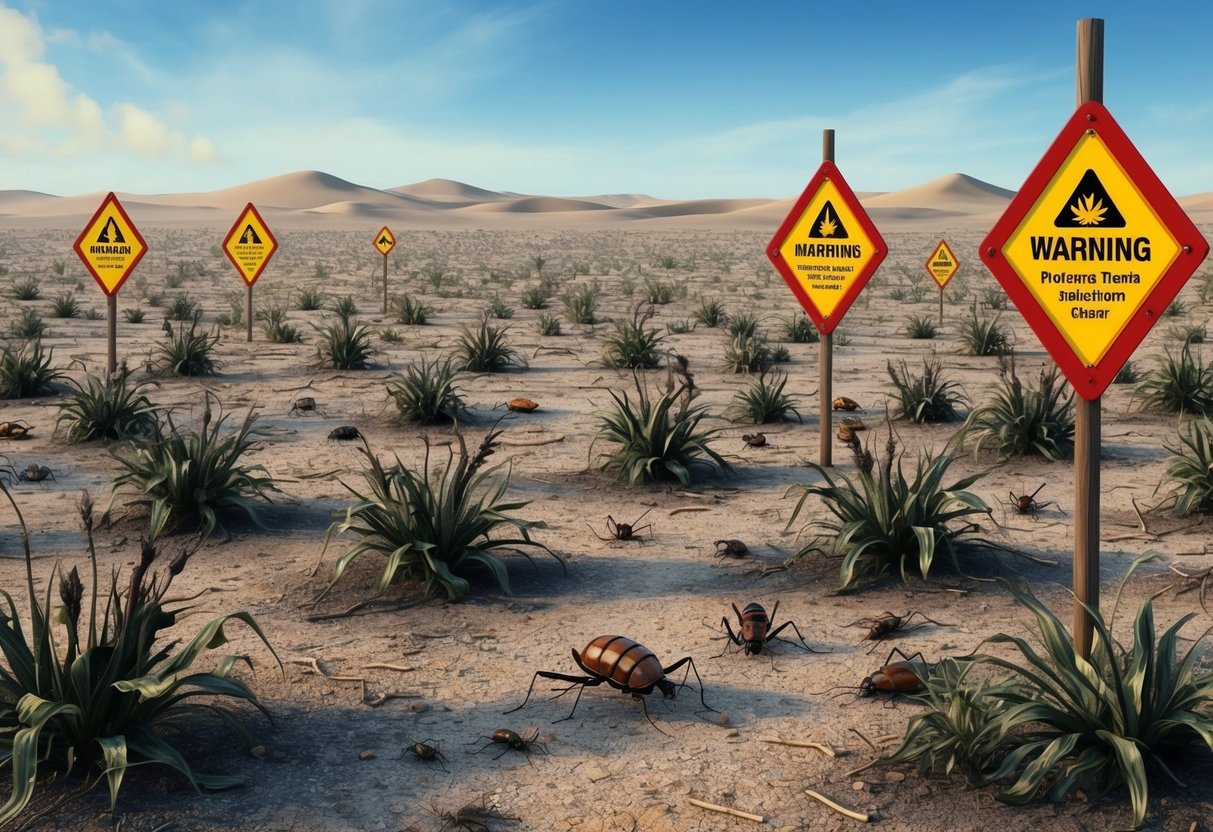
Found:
[222,204,278,343]
[374,226,396,315]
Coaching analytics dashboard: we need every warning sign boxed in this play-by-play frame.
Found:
[374,226,395,256]
[767,161,887,334]
[72,193,148,296]
[222,203,278,286]
[982,101,1208,399]
[925,240,959,288]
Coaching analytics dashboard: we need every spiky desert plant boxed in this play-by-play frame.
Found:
[958,303,1013,356]
[0,338,62,398]
[1134,345,1213,416]
[786,431,991,590]
[155,318,219,376]
[723,333,771,374]
[958,359,1075,461]
[536,313,561,336]
[593,369,729,485]
[108,404,279,539]
[330,295,358,320]
[164,294,201,322]
[905,314,938,340]
[1168,321,1207,346]
[693,298,726,328]
[297,287,325,310]
[726,312,760,340]
[887,357,966,424]
[56,362,159,443]
[486,294,515,320]
[643,278,673,305]
[726,370,802,424]
[519,285,551,310]
[781,312,819,344]
[877,571,1213,830]
[394,294,431,325]
[315,316,374,370]
[604,304,666,369]
[1113,359,1139,385]
[9,308,46,339]
[10,277,40,301]
[257,305,303,343]
[379,327,402,343]
[122,306,146,324]
[1159,416,1213,515]
[385,356,467,424]
[0,487,278,822]
[456,320,525,373]
[50,291,80,319]
[562,283,599,325]
[319,430,560,601]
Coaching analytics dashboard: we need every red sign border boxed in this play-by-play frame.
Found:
[374,225,396,256]
[222,202,279,287]
[72,192,148,297]
[980,101,1209,400]
[766,161,888,334]
[925,239,960,289]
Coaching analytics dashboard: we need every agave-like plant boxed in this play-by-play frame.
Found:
[603,304,665,369]
[887,357,966,424]
[155,318,219,377]
[1159,416,1213,515]
[726,370,802,424]
[958,359,1075,461]
[0,485,278,822]
[456,320,526,373]
[319,430,561,601]
[1134,344,1213,416]
[958,302,1013,356]
[785,431,991,590]
[56,362,160,442]
[315,315,374,370]
[0,337,62,398]
[385,356,467,424]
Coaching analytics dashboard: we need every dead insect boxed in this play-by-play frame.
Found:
[0,421,33,440]
[289,396,318,415]
[848,610,947,652]
[17,464,55,483]
[832,396,863,411]
[428,798,518,832]
[589,508,652,542]
[468,727,548,760]
[721,601,824,655]
[816,647,929,702]
[506,634,714,734]
[1008,483,1054,515]
[507,397,539,413]
[713,539,749,559]
[328,425,362,441]
[400,737,449,772]
[741,432,767,447]
[836,418,867,442]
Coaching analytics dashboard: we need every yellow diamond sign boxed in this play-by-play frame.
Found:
[73,193,148,296]
[374,226,395,256]
[222,203,278,286]
[925,240,960,288]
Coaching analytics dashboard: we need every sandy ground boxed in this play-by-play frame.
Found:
[1,221,1212,832]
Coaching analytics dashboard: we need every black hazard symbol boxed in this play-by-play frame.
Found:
[96,217,125,244]
[239,224,262,245]
[378,234,391,246]
[936,249,951,264]
[1053,169,1126,228]
[807,201,849,239]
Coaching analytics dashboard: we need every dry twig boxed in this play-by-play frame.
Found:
[804,789,871,822]
[688,798,764,823]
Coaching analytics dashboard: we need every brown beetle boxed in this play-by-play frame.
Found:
[832,396,862,411]
[848,610,948,653]
[506,635,713,733]
[721,601,824,655]
[1008,483,1053,515]
[713,539,749,559]
[17,464,55,483]
[469,727,548,760]
[589,508,651,542]
[400,736,449,772]
[290,396,318,415]
[0,421,33,440]
[507,397,539,413]
[328,425,362,441]
[860,648,928,698]
[741,432,767,447]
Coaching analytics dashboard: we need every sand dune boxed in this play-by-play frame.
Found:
[862,172,1014,211]
[460,196,614,213]
[390,178,510,203]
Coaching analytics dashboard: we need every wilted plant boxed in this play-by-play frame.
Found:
[394,294,431,325]
[726,312,760,340]
[10,277,40,300]
[786,430,991,590]
[0,338,62,398]
[56,362,159,442]
[693,298,726,328]
[50,291,80,319]
[297,287,325,310]
[1159,416,1213,515]
[315,316,374,370]
[257,305,303,343]
[887,357,966,423]
[604,304,666,369]
[385,356,467,424]
[319,430,560,601]
[9,308,46,339]
[537,313,561,336]
[457,320,525,373]
[723,333,771,374]
[666,318,695,335]
[905,314,938,340]
[958,359,1074,461]
[108,404,279,539]
[155,318,219,376]
[958,303,1013,356]
[727,370,802,424]
[164,294,201,322]
[0,485,278,822]
[781,312,819,344]
[1134,345,1213,416]
[593,365,729,485]
[563,283,599,325]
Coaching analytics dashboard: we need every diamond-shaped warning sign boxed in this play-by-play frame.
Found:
[925,240,960,289]
[981,101,1209,400]
[767,161,887,334]
[222,203,278,286]
[73,193,148,296]
[374,226,395,256]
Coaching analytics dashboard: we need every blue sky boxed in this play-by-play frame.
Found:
[1,1,1210,199]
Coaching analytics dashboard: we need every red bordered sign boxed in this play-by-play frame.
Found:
[222,203,279,286]
[72,192,148,296]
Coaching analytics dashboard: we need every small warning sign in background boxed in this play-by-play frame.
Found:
[374,226,395,256]
[222,203,278,286]
[73,193,148,296]
[925,240,959,288]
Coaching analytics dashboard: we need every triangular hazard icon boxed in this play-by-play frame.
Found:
[936,250,951,264]
[97,217,125,244]
[240,225,262,244]
[379,235,390,245]
[807,201,849,239]
[1053,169,1126,228]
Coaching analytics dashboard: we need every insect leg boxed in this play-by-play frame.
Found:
[767,620,828,653]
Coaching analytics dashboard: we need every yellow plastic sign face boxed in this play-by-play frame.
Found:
[73,193,148,296]
[775,178,881,322]
[926,240,959,288]
[374,226,395,256]
[222,204,278,286]
[1002,131,1181,367]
